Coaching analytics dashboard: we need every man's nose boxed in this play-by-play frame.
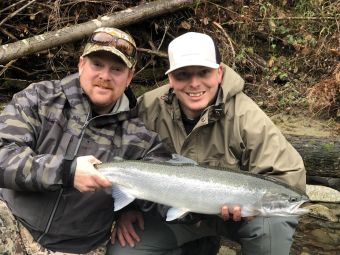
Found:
[189,74,200,87]
[99,68,111,80]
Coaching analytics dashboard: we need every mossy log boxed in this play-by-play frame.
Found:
[286,135,340,178]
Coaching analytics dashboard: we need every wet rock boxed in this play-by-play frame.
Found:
[306,185,340,203]
[291,203,340,254]
[285,185,340,254]
[219,239,241,255]
[218,185,340,255]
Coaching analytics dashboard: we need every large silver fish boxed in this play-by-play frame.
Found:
[97,159,309,221]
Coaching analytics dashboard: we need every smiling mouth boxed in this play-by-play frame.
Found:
[95,84,110,90]
[186,92,205,97]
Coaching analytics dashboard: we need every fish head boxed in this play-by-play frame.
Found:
[259,192,309,216]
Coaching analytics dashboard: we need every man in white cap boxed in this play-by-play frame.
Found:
[108,32,306,255]
[0,27,172,255]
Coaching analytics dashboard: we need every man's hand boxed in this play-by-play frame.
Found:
[220,205,253,222]
[111,210,144,247]
[73,155,112,192]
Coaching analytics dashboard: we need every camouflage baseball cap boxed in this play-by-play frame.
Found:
[82,27,137,68]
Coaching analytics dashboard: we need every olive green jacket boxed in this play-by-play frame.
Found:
[138,64,306,192]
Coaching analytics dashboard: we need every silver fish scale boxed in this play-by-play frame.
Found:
[98,160,309,217]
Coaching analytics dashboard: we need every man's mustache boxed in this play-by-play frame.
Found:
[94,80,111,88]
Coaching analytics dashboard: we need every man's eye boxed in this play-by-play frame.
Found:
[92,62,102,67]
[111,67,122,72]
[199,70,210,77]
[174,72,189,80]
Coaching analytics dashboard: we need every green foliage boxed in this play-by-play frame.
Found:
[308,140,317,146]
[321,143,334,152]
[259,1,273,17]
[294,0,317,16]
[223,0,337,115]
[235,47,254,65]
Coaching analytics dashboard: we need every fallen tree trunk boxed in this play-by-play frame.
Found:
[0,0,198,64]
[286,135,340,178]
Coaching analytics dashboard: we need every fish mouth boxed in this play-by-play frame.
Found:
[259,199,310,217]
[290,208,310,216]
[289,200,310,215]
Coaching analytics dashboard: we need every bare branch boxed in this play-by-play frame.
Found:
[0,0,36,27]
[0,0,27,14]
[0,59,17,77]
[212,21,236,69]
[138,47,167,57]
[0,0,201,64]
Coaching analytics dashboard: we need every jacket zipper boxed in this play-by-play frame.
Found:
[36,110,92,241]
[37,188,63,242]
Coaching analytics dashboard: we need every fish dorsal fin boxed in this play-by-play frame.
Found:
[166,207,190,221]
[166,154,198,165]
[112,186,135,211]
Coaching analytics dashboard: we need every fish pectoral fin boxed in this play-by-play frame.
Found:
[166,208,190,221]
[112,186,135,211]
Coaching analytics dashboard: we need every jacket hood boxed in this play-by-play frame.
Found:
[219,63,244,103]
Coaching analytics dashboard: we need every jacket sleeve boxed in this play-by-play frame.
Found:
[140,125,173,162]
[238,97,306,192]
[0,87,68,191]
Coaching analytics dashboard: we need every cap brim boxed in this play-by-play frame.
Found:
[165,61,219,75]
[82,44,133,68]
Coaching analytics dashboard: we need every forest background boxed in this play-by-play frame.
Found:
[0,0,339,136]
[0,1,339,254]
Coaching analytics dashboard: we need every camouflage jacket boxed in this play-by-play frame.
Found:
[0,73,171,253]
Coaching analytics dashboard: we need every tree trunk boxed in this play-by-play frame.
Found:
[286,135,340,178]
[0,0,197,64]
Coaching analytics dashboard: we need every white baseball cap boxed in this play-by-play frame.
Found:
[165,32,220,74]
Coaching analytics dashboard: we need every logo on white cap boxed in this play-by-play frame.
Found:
[165,32,219,74]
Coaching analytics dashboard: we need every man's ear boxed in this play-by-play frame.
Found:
[217,64,223,83]
[168,74,174,88]
[126,69,134,87]
[78,56,85,74]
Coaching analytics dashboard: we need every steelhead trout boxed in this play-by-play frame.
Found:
[97,160,309,221]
